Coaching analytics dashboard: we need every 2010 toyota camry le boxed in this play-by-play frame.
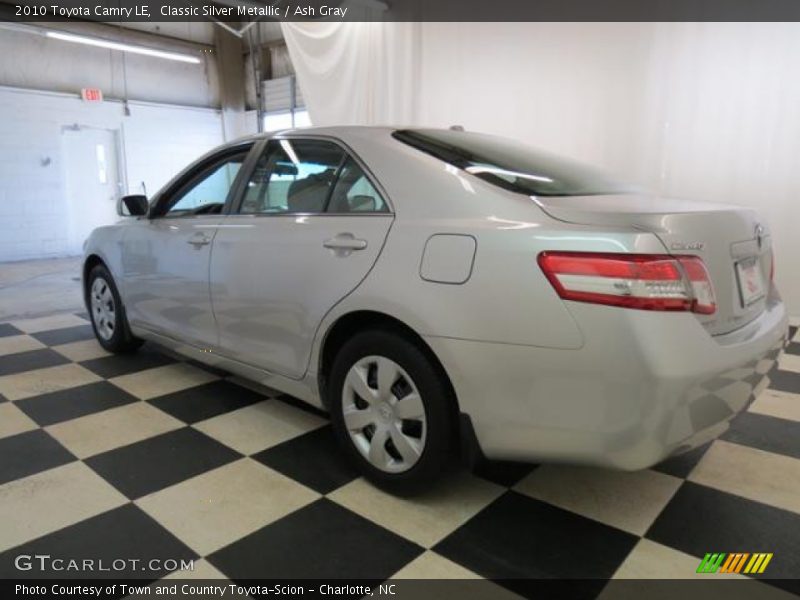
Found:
[83,126,788,491]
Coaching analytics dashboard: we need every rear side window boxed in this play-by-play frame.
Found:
[239,139,389,214]
[240,139,343,214]
[328,158,389,213]
[393,129,632,197]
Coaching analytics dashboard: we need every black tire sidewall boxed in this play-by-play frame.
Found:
[328,329,455,492]
[87,265,139,353]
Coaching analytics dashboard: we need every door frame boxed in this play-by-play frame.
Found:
[61,124,125,254]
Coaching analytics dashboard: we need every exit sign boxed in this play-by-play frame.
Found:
[81,88,103,102]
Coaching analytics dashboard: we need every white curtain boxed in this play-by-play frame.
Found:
[282,22,420,125]
[282,22,800,314]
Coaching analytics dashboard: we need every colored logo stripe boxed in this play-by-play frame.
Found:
[720,553,749,573]
[697,553,726,573]
[696,553,773,574]
[744,553,773,574]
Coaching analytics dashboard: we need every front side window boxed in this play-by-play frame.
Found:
[161,151,249,217]
[393,129,632,197]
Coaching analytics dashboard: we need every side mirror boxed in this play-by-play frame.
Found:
[118,195,149,217]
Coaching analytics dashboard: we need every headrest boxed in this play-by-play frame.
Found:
[287,171,333,213]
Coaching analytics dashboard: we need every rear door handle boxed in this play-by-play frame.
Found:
[187,233,211,247]
[323,235,368,252]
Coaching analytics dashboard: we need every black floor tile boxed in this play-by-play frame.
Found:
[15,381,139,427]
[149,380,264,424]
[208,498,422,580]
[0,504,198,579]
[85,427,242,499]
[652,442,712,479]
[721,411,800,460]
[434,491,637,597]
[252,426,358,494]
[276,394,329,419]
[784,341,800,356]
[30,324,95,346]
[185,359,230,377]
[0,348,69,376]
[767,369,800,394]
[646,482,800,584]
[80,346,177,379]
[0,323,23,338]
[0,430,75,485]
[472,460,538,487]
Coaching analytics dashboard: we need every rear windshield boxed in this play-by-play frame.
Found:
[393,129,632,197]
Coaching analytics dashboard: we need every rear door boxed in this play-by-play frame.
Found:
[210,137,393,379]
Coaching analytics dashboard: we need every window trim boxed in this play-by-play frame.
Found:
[149,142,257,220]
[230,135,394,217]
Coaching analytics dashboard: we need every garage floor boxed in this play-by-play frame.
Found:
[0,263,799,597]
[0,257,83,322]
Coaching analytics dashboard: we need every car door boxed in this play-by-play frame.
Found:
[121,145,253,348]
[210,137,394,379]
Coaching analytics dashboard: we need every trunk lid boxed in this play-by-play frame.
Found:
[535,194,773,336]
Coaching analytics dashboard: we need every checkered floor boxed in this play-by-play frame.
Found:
[1,312,799,597]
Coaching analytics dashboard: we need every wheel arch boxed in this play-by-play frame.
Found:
[317,310,460,421]
[82,254,107,308]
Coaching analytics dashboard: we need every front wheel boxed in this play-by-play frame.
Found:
[328,329,456,493]
[87,265,143,354]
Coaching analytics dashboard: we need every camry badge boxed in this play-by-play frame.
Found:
[671,241,705,251]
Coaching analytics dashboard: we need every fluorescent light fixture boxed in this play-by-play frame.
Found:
[280,139,301,166]
[45,31,201,64]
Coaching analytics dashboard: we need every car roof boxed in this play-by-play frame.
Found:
[225,125,452,147]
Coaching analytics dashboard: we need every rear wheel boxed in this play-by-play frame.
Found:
[328,329,456,493]
[87,265,143,354]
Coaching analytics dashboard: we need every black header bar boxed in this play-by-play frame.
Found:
[4,0,800,23]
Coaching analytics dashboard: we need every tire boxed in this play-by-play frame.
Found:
[86,264,143,354]
[328,329,456,493]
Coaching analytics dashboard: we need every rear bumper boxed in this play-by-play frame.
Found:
[425,296,788,470]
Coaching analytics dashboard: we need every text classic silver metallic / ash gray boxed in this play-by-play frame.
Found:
[83,127,788,491]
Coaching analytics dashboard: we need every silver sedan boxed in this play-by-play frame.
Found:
[83,127,788,491]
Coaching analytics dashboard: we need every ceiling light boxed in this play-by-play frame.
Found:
[45,31,201,64]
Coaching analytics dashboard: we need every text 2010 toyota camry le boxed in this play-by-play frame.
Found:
[83,127,788,491]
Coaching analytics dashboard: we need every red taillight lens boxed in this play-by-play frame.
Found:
[538,252,716,314]
[676,256,717,314]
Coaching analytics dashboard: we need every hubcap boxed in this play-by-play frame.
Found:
[342,356,427,473]
[90,277,116,341]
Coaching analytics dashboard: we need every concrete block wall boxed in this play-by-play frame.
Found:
[0,87,225,262]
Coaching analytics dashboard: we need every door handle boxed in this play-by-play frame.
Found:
[323,235,368,251]
[187,234,211,247]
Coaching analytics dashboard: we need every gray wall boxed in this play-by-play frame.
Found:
[0,27,220,107]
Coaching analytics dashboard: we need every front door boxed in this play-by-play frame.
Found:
[210,138,393,379]
[121,148,251,348]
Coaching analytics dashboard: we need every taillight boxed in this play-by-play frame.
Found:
[538,252,717,315]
